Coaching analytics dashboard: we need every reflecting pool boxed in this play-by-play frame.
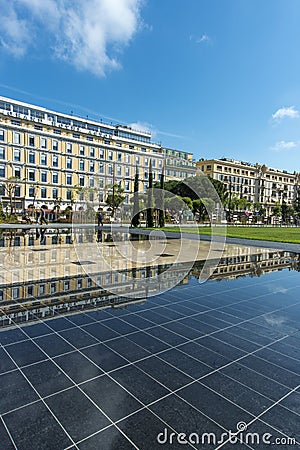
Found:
[0,230,299,449]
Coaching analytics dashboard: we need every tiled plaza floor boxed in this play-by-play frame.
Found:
[0,265,299,449]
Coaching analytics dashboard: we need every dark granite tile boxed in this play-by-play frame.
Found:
[78,425,135,450]
[0,419,15,449]
[106,336,151,361]
[240,355,300,389]
[81,375,143,422]
[68,313,96,326]
[149,394,225,447]
[126,331,169,353]
[260,404,300,442]
[278,390,300,415]
[22,323,52,338]
[59,327,98,349]
[120,314,154,329]
[82,323,120,342]
[221,325,273,346]
[146,326,188,346]
[118,409,179,450]
[111,365,168,404]
[179,341,230,369]
[163,321,204,340]
[177,381,253,430]
[195,335,247,360]
[4,401,72,449]
[221,363,290,401]
[245,419,299,450]
[254,347,300,374]
[102,318,137,335]
[5,340,46,366]
[211,330,261,352]
[158,348,212,379]
[22,360,73,397]
[179,316,218,334]
[46,317,73,332]
[200,372,273,416]
[268,340,300,360]
[133,310,168,325]
[0,348,17,374]
[54,351,103,384]
[0,328,27,346]
[45,387,110,442]
[136,356,193,390]
[0,370,38,414]
[82,343,128,372]
[34,333,74,357]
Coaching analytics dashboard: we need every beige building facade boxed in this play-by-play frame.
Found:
[0,96,196,212]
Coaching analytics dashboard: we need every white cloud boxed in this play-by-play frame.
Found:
[272,106,299,122]
[271,140,298,152]
[196,33,211,44]
[0,0,142,76]
[129,121,155,135]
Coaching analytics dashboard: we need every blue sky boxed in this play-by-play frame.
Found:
[1,0,300,172]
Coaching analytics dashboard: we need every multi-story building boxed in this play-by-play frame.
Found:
[0,96,196,212]
[197,158,300,219]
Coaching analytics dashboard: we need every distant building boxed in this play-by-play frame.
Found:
[0,96,196,212]
[197,158,300,219]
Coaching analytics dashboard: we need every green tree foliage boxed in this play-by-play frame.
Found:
[146,160,154,227]
[158,167,165,227]
[106,184,125,211]
[132,166,140,227]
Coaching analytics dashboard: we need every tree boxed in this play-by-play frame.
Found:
[4,177,19,216]
[106,184,125,212]
[182,196,193,210]
[131,166,140,227]
[146,160,154,227]
[158,166,165,227]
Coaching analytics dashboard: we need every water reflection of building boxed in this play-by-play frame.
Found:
[192,250,300,281]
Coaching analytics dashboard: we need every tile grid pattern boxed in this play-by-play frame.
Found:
[0,271,299,449]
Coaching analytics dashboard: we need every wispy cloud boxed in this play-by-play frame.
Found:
[0,0,143,76]
[190,33,212,45]
[272,106,299,122]
[129,121,154,135]
[271,140,298,152]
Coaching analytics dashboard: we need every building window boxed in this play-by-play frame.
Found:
[117,166,122,176]
[99,149,104,158]
[28,170,35,181]
[108,164,113,175]
[66,190,72,200]
[52,173,58,184]
[41,138,47,149]
[0,165,6,177]
[52,188,58,199]
[89,162,95,172]
[89,192,94,202]
[99,163,104,173]
[14,149,21,161]
[125,181,130,191]
[52,155,58,167]
[53,129,61,135]
[0,129,5,141]
[108,151,113,160]
[29,186,35,197]
[29,136,35,146]
[66,157,72,169]
[136,156,140,164]
[29,151,35,164]
[0,147,4,159]
[125,167,130,177]
[41,187,47,198]
[66,142,72,153]
[15,185,21,197]
[14,132,21,144]
[66,174,72,185]
[41,171,47,183]
[64,281,70,291]
[79,145,85,155]
[73,133,80,138]
[53,140,58,151]
[79,176,85,186]
[41,153,47,165]
[27,285,34,296]
[14,167,21,179]
[12,287,20,299]
[79,160,85,171]
[39,284,45,295]
[104,139,110,145]
[50,283,56,294]
[129,145,134,149]
[90,147,95,157]
[99,178,104,188]
[89,177,94,188]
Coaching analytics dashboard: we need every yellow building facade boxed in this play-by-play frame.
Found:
[0,96,196,212]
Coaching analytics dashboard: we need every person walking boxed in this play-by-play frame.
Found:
[97,210,103,227]
[39,207,48,225]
